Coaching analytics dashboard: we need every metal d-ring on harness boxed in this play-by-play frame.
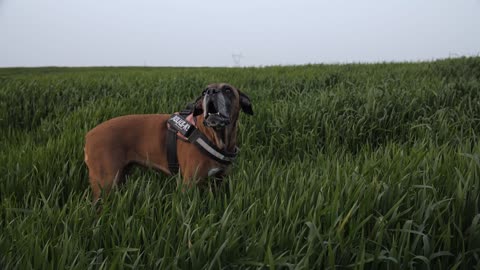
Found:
[166,104,238,174]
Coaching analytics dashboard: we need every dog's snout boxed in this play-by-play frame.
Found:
[205,88,219,95]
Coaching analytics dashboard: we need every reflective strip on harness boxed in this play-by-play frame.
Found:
[195,137,235,163]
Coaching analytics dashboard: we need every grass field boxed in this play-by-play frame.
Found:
[1,57,480,269]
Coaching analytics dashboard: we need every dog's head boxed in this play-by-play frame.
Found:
[193,83,253,130]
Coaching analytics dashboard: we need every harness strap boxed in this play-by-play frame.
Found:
[188,129,238,165]
[166,128,179,174]
[166,106,193,174]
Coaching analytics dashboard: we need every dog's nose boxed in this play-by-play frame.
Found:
[205,88,219,95]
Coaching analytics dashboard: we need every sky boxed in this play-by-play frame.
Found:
[0,0,479,67]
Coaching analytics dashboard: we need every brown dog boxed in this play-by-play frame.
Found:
[84,83,253,202]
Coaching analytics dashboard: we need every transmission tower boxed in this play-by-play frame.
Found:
[232,53,243,67]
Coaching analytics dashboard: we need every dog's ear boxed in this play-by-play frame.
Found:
[193,95,203,116]
[238,90,253,115]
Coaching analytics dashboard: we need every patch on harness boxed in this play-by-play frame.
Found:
[168,114,195,137]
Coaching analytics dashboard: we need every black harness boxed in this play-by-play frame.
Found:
[166,103,238,174]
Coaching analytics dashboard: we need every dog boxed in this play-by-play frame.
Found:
[84,83,253,202]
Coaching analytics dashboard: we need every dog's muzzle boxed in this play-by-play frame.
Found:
[203,90,231,129]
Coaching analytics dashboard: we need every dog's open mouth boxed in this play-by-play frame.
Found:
[204,100,230,129]
[204,113,230,130]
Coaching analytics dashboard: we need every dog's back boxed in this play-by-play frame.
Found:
[84,114,171,200]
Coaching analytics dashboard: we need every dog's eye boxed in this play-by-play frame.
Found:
[225,88,231,93]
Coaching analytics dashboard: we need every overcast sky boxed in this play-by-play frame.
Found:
[1,0,479,67]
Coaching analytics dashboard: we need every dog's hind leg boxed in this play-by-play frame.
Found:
[88,169,125,203]
[85,150,127,203]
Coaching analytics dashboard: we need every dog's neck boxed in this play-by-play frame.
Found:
[195,115,238,153]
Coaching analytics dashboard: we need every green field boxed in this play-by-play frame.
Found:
[1,58,480,269]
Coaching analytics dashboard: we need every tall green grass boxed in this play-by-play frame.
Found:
[1,58,480,269]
